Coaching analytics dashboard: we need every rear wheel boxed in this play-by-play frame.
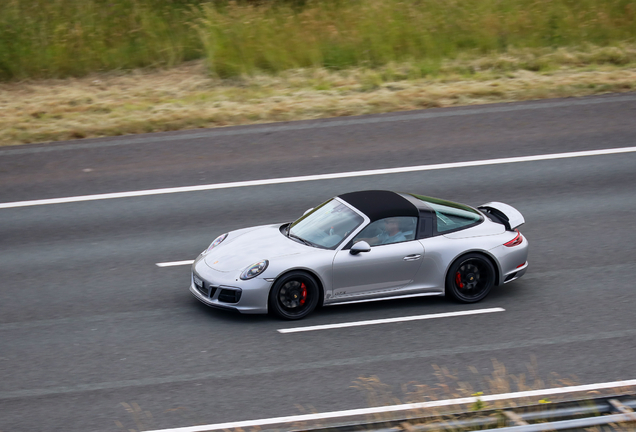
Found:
[446,253,495,303]
[269,271,319,320]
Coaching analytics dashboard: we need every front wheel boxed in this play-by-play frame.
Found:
[445,253,495,303]
[269,271,319,320]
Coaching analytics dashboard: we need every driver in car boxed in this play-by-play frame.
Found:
[358,218,407,246]
[378,218,407,244]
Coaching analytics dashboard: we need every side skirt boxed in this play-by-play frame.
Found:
[325,291,443,307]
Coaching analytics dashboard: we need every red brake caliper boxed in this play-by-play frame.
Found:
[455,272,464,288]
[300,283,307,305]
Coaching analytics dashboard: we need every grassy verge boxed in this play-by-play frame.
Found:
[0,0,201,81]
[1,0,634,81]
[1,44,635,146]
[2,0,634,146]
[196,0,636,77]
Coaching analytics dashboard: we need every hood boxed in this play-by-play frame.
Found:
[203,224,309,272]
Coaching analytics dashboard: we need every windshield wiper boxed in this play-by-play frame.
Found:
[288,233,315,247]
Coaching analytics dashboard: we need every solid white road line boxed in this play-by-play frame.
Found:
[145,378,636,432]
[156,260,194,267]
[2,146,636,209]
[278,307,505,333]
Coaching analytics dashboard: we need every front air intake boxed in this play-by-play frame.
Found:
[218,289,242,303]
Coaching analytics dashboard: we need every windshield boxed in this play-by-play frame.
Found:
[289,199,364,249]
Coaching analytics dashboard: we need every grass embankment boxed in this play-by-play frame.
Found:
[195,0,636,77]
[0,0,201,81]
[2,46,635,146]
[0,0,635,146]
[2,0,634,79]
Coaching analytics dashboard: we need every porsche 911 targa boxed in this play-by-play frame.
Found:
[190,190,528,319]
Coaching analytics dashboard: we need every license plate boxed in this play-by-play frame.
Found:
[193,275,203,288]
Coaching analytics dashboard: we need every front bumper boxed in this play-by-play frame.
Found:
[189,259,272,314]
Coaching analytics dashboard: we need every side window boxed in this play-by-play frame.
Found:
[352,217,417,246]
[429,202,481,233]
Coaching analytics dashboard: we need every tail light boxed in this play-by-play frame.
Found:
[504,229,523,247]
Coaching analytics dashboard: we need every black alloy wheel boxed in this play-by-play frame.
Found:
[445,253,495,303]
[269,271,320,320]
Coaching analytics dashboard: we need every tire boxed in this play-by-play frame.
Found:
[445,253,495,303]
[269,271,320,320]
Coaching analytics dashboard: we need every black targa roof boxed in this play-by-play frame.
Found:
[338,190,419,222]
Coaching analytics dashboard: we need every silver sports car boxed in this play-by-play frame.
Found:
[190,190,528,319]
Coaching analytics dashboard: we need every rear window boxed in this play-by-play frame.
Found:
[410,194,482,233]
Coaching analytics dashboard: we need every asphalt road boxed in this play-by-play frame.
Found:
[1,94,635,432]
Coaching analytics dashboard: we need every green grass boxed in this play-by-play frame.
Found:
[197,0,636,77]
[1,0,635,81]
[0,0,201,80]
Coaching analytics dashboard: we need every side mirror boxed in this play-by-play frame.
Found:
[350,241,371,255]
[303,208,314,216]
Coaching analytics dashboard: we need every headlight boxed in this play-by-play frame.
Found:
[205,233,228,253]
[240,260,269,280]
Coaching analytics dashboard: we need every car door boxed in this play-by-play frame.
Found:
[331,217,424,299]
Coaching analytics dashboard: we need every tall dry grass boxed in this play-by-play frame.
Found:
[1,0,634,81]
[0,0,201,80]
[2,45,634,146]
[196,0,636,77]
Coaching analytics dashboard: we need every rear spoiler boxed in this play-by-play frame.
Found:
[478,202,525,230]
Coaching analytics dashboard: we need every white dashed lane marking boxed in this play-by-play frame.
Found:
[156,260,194,267]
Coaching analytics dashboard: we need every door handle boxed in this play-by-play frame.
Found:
[403,254,422,261]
